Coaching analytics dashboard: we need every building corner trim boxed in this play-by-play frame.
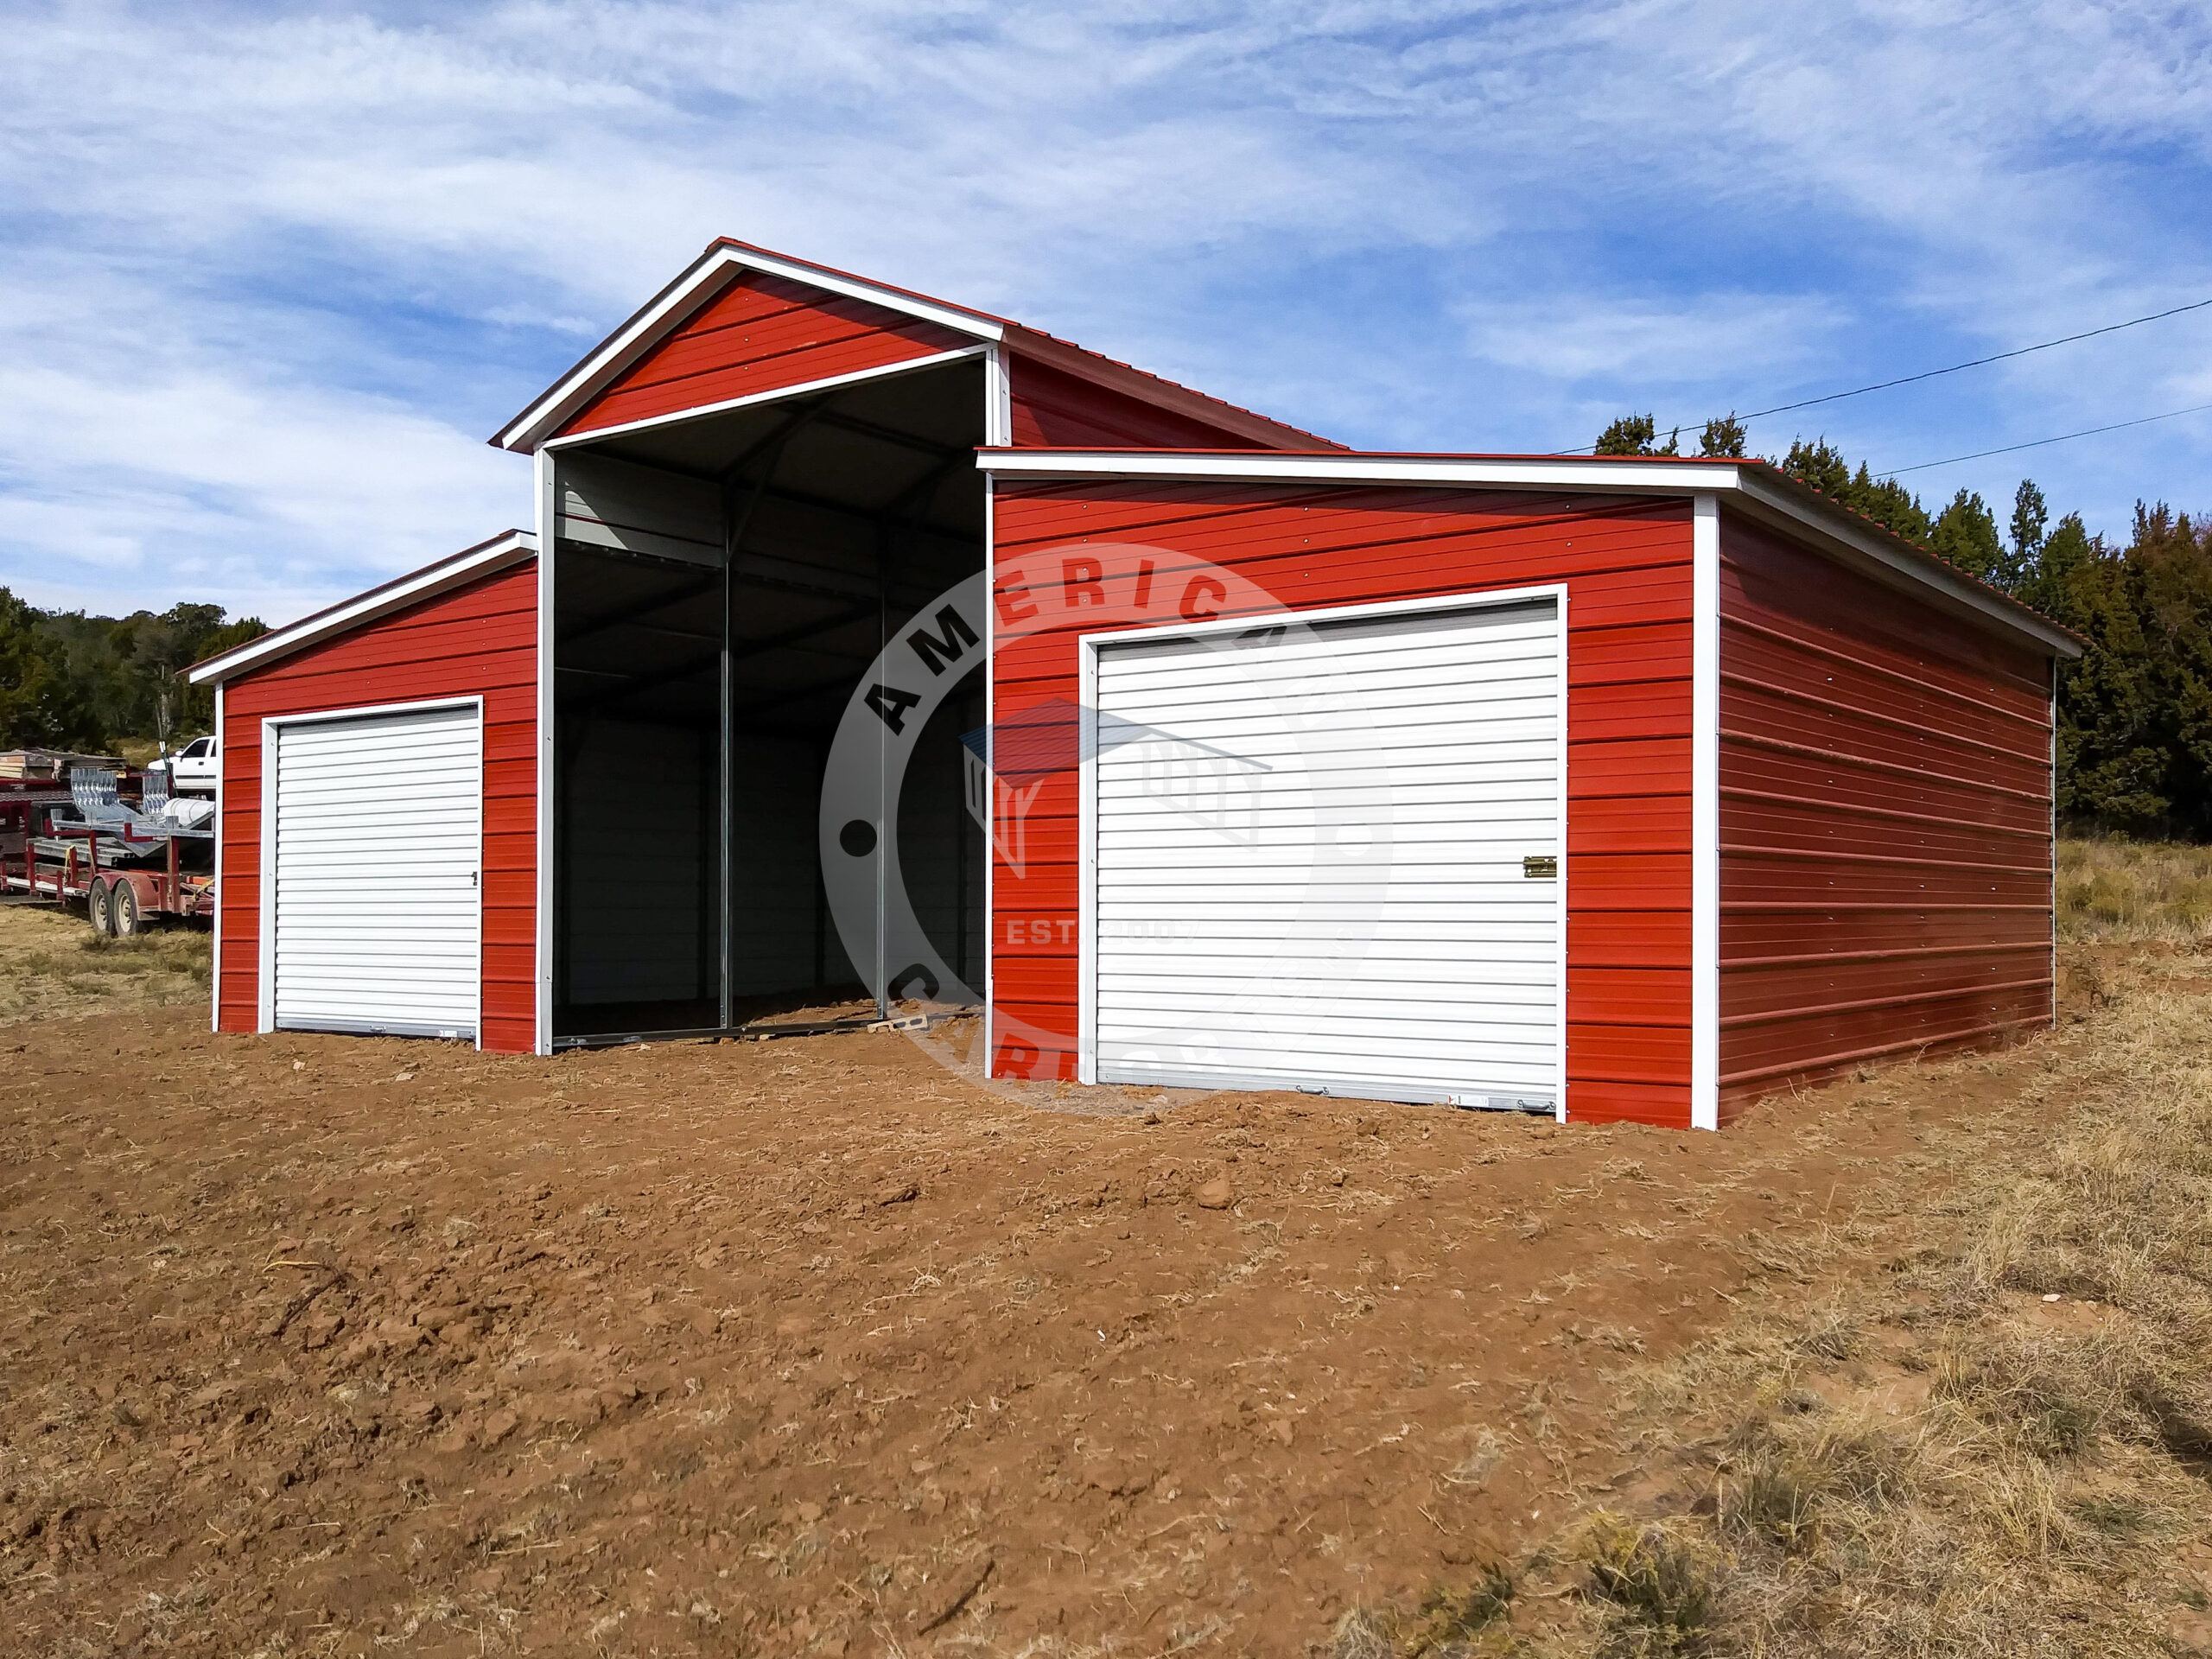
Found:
[211,683,225,1034]
[533,450,557,1057]
[1691,495,1722,1131]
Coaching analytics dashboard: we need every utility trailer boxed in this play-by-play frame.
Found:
[0,771,214,935]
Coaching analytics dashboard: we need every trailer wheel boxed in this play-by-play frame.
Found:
[87,878,115,937]
[112,880,143,938]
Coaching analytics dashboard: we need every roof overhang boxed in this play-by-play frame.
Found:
[492,240,1007,454]
[977,448,2082,660]
[188,530,537,685]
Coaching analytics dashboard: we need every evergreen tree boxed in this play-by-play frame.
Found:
[1594,414,1680,456]
[2018,511,2096,620]
[1927,488,2006,585]
[2011,480,2048,574]
[2045,505,2212,836]
[1780,436,1852,499]
[1699,414,1747,458]
[1775,438,1929,541]
[1844,462,1931,543]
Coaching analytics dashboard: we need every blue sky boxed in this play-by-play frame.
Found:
[3,0,2208,624]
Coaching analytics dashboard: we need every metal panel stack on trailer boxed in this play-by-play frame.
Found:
[0,760,214,932]
[185,238,2084,1128]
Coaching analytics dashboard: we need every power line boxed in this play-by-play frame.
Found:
[1731,296,2212,424]
[1882,401,2212,475]
[1555,293,2212,455]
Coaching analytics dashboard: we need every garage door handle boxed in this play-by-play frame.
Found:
[1522,855,1558,879]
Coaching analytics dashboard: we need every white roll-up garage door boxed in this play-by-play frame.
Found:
[268,702,482,1039]
[1088,595,1563,1108]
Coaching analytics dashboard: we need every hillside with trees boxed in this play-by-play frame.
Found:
[0,591,265,757]
[1596,414,2212,838]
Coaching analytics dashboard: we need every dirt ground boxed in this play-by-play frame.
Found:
[0,934,2200,1656]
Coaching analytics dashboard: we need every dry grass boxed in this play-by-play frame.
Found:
[0,899,209,1025]
[2058,835,2212,940]
[1341,945,2212,1656]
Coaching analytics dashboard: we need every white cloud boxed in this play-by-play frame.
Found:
[0,266,523,619]
[0,0,2206,619]
[1458,293,1847,387]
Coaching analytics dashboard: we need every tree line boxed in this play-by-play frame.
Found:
[1597,414,2212,839]
[0,589,265,757]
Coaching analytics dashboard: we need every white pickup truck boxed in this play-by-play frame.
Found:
[154,734,219,794]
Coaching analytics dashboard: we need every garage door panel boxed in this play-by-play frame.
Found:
[1099,1053,1559,1096]
[1102,679,1561,728]
[1096,721,1560,764]
[1091,598,1563,1107]
[279,982,478,1002]
[1101,625,1558,684]
[278,942,482,969]
[1098,796,1560,831]
[266,800,485,827]
[270,703,481,1040]
[1100,942,1560,970]
[270,896,479,916]
[1101,863,1559,888]
[1101,1013,1561,1054]
[1102,982,1560,1014]
[1097,899,1560,927]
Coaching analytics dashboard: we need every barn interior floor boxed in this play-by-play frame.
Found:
[545,985,876,1047]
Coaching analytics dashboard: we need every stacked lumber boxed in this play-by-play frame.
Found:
[0,749,126,780]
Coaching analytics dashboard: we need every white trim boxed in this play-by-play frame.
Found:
[712,245,1003,339]
[1080,580,1570,645]
[258,694,486,1044]
[983,346,1013,448]
[255,695,486,730]
[211,681,224,1034]
[494,244,1003,453]
[189,531,536,685]
[535,450,557,1056]
[992,448,1746,494]
[1075,580,1570,1107]
[1553,585,1571,1125]
[978,449,2080,660]
[982,474,997,1080]
[539,346,992,453]
[1690,496,1721,1133]
[257,718,276,1033]
[1075,630,1099,1085]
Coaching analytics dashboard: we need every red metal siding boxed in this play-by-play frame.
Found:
[1006,356,1281,449]
[1718,512,2053,1116]
[557,272,971,438]
[219,563,537,1053]
[990,482,1696,1128]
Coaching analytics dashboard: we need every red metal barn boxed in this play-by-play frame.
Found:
[189,241,2077,1128]
[978,452,2071,1128]
[191,533,539,1050]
